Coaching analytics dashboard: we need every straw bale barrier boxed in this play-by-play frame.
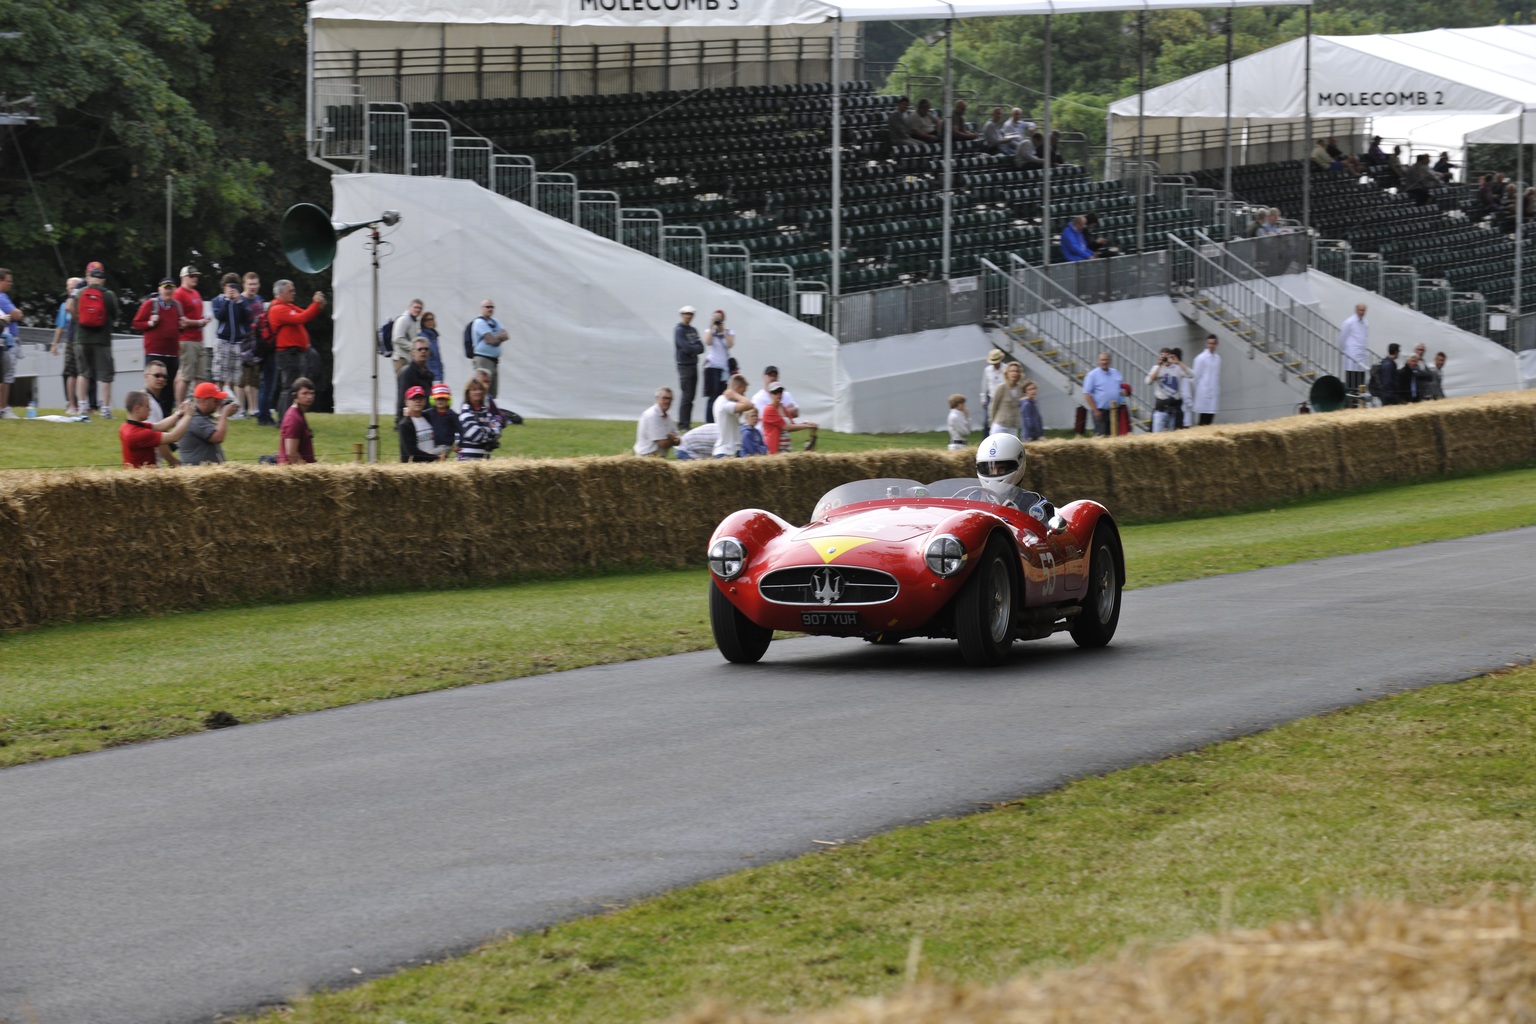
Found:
[2,391,1534,631]
[672,897,1536,1024]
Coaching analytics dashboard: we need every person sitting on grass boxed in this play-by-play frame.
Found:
[674,421,718,461]
[634,386,681,458]
[120,390,193,469]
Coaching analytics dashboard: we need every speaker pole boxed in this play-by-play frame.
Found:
[367,223,382,464]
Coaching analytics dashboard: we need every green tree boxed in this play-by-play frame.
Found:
[0,0,326,317]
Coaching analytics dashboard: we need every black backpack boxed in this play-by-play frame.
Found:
[463,320,477,360]
[377,318,394,358]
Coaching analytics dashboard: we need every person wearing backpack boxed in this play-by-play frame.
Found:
[73,262,121,418]
[131,278,186,388]
[234,272,269,424]
[469,299,510,400]
[389,299,423,374]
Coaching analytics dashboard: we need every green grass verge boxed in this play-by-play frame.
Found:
[0,412,997,471]
[247,662,1536,1024]
[3,465,1534,770]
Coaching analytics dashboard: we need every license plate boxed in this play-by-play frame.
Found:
[800,611,861,627]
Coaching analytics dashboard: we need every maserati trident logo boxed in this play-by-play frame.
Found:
[811,567,843,605]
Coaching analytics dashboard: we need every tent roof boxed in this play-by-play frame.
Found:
[1108,25,1536,119]
[1465,109,1536,144]
[308,0,1303,29]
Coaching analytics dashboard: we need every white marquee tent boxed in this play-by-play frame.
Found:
[1107,25,1536,143]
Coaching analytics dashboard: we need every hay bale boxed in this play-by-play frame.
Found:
[3,392,1535,631]
[672,897,1536,1024]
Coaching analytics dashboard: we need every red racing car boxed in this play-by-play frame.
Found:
[707,451,1124,666]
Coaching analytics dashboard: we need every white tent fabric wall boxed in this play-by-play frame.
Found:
[1108,28,1534,122]
[330,173,838,424]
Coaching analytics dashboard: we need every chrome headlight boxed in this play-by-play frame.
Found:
[708,537,746,580]
[925,534,967,577]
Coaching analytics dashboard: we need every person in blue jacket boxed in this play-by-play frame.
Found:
[1060,215,1094,262]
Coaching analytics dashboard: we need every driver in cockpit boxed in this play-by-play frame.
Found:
[976,432,1056,523]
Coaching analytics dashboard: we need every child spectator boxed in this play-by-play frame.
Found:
[760,383,788,454]
[946,394,971,451]
[1020,380,1044,441]
[424,382,460,451]
[739,405,768,456]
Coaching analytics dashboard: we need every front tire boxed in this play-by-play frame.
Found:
[955,536,1016,667]
[1069,537,1123,648]
[709,582,773,664]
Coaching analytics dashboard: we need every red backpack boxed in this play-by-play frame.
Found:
[77,286,109,329]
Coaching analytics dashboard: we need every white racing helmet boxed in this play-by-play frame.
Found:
[976,433,1027,502]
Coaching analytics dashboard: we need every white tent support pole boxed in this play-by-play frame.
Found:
[1518,108,1525,317]
[831,16,842,339]
[1136,11,1146,253]
[1301,7,1312,243]
[1041,13,1052,268]
[1223,9,1233,201]
[367,225,381,464]
[942,20,954,279]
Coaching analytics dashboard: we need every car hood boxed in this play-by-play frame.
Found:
[785,504,963,562]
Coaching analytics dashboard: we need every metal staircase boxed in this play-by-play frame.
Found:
[982,256,1162,431]
[1167,231,1373,394]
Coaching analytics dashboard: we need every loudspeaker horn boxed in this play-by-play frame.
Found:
[1308,374,1348,413]
[279,203,401,274]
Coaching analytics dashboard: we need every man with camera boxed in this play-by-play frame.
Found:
[700,309,735,424]
[1145,347,1190,433]
[180,381,237,466]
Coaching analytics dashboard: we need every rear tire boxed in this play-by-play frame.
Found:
[1069,538,1122,648]
[709,582,773,664]
[955,536,1016,667]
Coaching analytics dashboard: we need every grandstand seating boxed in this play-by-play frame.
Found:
[357,82,1224,294]
[1194,161,1536,318]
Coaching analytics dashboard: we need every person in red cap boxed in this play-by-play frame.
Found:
[172,265,212,404]
[397,384,444,462]
[423,381,461,454]
[181,381,237,466]
[120,389,193,469]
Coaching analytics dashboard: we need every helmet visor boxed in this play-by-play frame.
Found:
[977,458,1020,478]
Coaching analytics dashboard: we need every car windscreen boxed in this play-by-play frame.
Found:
[811,478,999,521]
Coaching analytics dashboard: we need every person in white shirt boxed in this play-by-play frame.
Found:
[634,386,681,457]
[1145,347,1191,433]
[701,309,735,423]
[750,365,799,418]
[946,394,972,451]
[981,107,1015,156]
[711,373,753,457]
[390,298,422,374]
[1338,303,1370,394]
[1191,335,1222,425]
[980,349,1006,426]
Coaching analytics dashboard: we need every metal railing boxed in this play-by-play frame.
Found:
[986,255,1159,428]
[835,278,985,345]
[1172,232,1358,384]
[313,37,855,108]
[1038,250,1170,305]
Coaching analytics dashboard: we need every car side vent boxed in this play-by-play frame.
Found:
[759,566,899,606]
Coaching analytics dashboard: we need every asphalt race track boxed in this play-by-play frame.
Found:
[4,527,1535,1024]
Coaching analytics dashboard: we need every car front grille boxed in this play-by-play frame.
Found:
[759,565,899,606]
